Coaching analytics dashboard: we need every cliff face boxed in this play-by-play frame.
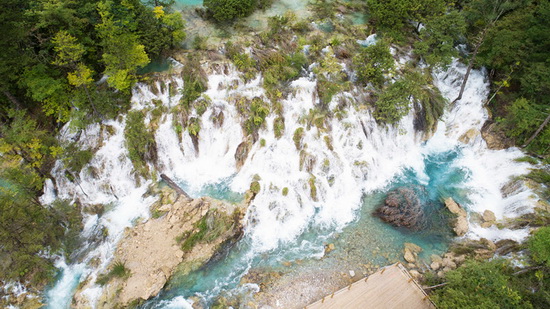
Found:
[72,190,248,308]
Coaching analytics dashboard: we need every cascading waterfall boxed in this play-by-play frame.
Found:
[42,56,536,307]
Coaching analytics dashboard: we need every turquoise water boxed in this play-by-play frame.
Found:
[138,58,172,74]
[177,176,245,204]
[142,147,469,307]
[174,0,203,7]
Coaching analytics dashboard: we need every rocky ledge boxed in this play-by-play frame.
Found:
[72,187,250,308]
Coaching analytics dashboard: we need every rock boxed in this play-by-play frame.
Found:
[481,122,514,150]
[453,216,469,236]
[495,239,519,255]
[482,210,496,223]
[404,249,416,263]
[481,221,493,228]
[458,128,479,144]
[234,139,252,170]
[409,270,421,279]
[374,186,426,230]
[444,197,467,217]
[430,254,443,264]
[324,243,335,255]
[404,242,422,254]
[86,196,249,307]
[437,271,445,278]
[349,270,355,277]
[430,261,441,271]
[480,238,496,251]
[442,258,457,269]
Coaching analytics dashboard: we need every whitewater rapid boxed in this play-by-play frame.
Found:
[41,56,536,307]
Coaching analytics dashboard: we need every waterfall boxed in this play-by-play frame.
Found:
[42,58,536,307]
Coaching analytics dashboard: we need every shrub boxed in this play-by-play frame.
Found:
[273,117,285,138]
[125,111,157,178]
[432,259,530,309]
[529,226,550,267]
[353,40,394,87]
[204,0,256,22]
[293,127,305,150]
[282,187,289,196]
[250,180,261,194]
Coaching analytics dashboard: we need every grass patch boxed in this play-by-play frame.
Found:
[96,261,130,285]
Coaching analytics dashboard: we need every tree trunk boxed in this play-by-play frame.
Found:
[453,29,488,104]
[160,174,193,201]
[3,90,23,110]
[522,113,550,148]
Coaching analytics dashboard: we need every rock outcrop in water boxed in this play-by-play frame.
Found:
[72,188,250,308]
[374,187,426,230]
[444,197,468,236]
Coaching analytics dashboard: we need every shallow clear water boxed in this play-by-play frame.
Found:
[178,176,244,204]
[174,0,203,7]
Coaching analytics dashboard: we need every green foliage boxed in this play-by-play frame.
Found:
[373,79,411,124]
[62,143,94,174]
[244,97,270,135]
[366,0,447,35]
[96,261,130,285]
[282,187,289,196]
[414,10,466,68]
[273,117,285,138]
[180,55,208,108]
[308,176,318,201]
[353,40,394,87]
[293,127,305,150]
[204,0,256,22]
[432,259,531,309]
[188,117,201,137]
[124,111,157,178]
[178,209,235,252]
[250,181,261,194]
[529,226,550,267]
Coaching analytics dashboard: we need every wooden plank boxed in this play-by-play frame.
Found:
[160,174,192,201]
[306,264,435,309]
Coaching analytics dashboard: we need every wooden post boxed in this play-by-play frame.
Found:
[381,268,386,274]
[331,293,335,298]
[364,276,369,282]
[322,297,325,303]
[348,284,352,290]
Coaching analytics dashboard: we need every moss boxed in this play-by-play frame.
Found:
[293,127,305,150]
[260,138,266,147]
[282,187,289,196]
[177,209,237,253]
[188,117,201,137]
[250,181,261,194]
[274,116,285,138]
[125,111,157,178]
[324,135,334,151]
[309,176,318,201]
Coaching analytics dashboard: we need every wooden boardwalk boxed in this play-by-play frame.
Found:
[306,264,435,309]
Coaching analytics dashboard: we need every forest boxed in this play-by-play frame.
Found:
[0,0,549,307]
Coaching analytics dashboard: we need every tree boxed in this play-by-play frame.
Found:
[414,10,466,68]
[366,0,447,34]
[433,259,532,309]
[204,0,256,22]
[353,40,395,87]
[96,0,150,92]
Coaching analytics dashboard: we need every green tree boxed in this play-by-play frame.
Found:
[353,40,394,87]
[96,0,150,92]
[366,0,447,34]
[433,259,532,309]
[414,10,466,68]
